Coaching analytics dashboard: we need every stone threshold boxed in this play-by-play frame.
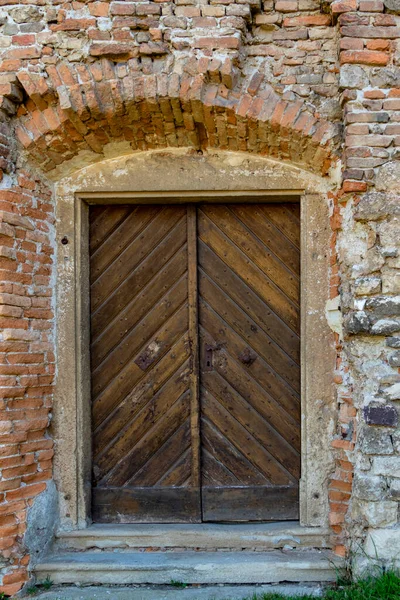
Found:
[55,522,332,552]
[34,549,341,586]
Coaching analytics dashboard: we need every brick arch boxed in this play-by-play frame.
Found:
[13,61,339,176]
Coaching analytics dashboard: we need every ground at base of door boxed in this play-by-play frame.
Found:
[20,584,324,599]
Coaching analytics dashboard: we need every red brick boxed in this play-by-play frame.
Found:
[366,39,390,50]
[332,0,357,13]
[340,49,389,65]
[284,15,331,27]
[11,35,36,46]
[343,180,367,192]
[359,0,384,10]
[194,36,240,50]
[341,25,400,38]
[51,19,96,32]
[89,2,110,16]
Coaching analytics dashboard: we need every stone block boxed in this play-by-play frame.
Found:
[376,161,400,191]
[382,271,400,294]
[371,319,400,335]
[354,276,381,296]
[388,477,400,499]
[384,382,400,401]
[365,296,400,317]
[360,424,395,451]
[387,336,400,348]
[372,456,400,477]
[355,193,400,221]
[339,65,369,89]
[389,351,400,367]
[353,474,387,501]
[356,500,398,527]
[364,528,400,562]
[384,0,400,12]
[379,221,400,250]
[343,311,371,334]
[9,6,42,23]
[370,66,400,88]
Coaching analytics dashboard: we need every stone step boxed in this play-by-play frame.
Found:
[55,522,332,552]
[23,583,326,599]
[35,550,341,585]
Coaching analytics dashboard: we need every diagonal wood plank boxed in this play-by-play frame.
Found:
[199,270,300,391]
[90,205,200,523]
[91,218,187,339]
[90,205,160,283]
[199,203,300,521]
[89,206,132,254]
[129,421,191,487]
[91,246,188,368]
[201,418,268,486]
[202,387,293,485]
[91,206,186,312]
[199,305,300,423]
[103,392,190,487]
[202,449,241,486]
[198,240,299,363]
[95,361,190,479]
[230,204,300,277]
[197,210,299,333]
[91,279,188,397]
[260,203,300,249]
[93,334,189,454]
[203,369,300,477]
[200,205,299,304]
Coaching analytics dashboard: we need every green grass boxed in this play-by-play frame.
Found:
[15,572,400,600]
[243,570,400,600]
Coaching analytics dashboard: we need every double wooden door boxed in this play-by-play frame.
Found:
[89,202,301,523]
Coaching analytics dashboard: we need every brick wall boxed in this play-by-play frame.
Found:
[0,162,55,595]
[0,0,399,593]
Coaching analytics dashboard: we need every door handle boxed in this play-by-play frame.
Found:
[238,347,257,366]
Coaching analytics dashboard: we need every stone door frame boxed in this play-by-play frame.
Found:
[52,149,337,531]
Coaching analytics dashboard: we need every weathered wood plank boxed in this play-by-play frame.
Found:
[92,281,188,397]
[93,487,201,523]
[187,205,201,490]
[91,220,187,339]
[90,205,159,283]
[202,418,268,486]
[202,387,292,485]
[202,486,299,522]
[199,271,300,392]
[198,240,299,363]
[197,211,299,333]
[230,204,300,276]
[91,206,185,312]
[200,205,299,304]
[260,204,300,249]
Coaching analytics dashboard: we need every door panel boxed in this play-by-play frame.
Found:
[90,205,201,523]
[198,204,301,522]
[90,202,300,523]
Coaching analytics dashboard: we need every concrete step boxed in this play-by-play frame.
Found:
[22,583,326,599]
[35,550,341,585]
[55,522,332,552]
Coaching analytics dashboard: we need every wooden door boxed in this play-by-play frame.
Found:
[198,204,300,521]
[90,205,201,523]
[89,203,300,523]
